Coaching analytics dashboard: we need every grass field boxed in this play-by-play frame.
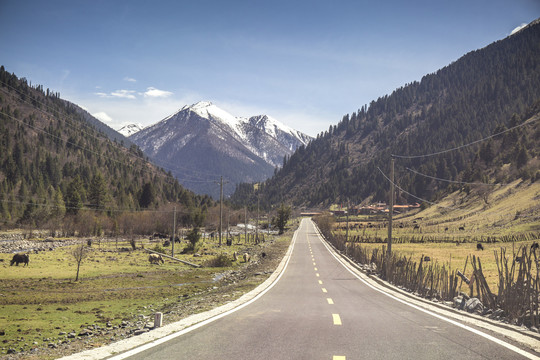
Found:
[0,228,294,357]
[333,180,540,296]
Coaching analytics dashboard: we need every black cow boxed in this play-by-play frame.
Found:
[477,243,484,251]
[10,253,29,266]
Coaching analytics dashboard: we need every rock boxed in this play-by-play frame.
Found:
[67,332,76,338]
[453,296,463,308]
[133,329,148,336]
[48,342,57,348]
[7,348,16,354]
[464,298,483,314]
[58,331,67,336]
[78,329,93,337]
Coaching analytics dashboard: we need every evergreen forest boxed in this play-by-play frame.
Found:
[0,66,213,234]
[232,20,540,208]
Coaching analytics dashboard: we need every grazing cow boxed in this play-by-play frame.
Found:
[148,254,164,264]
[10,253,29,266]
[444,227,449,231]
[413,224,420,231]
[515,256,523,263]
[531,242,539,251]
[477,243,484,251]
[459,226,465,231]
[423,256,431,262]
[243,253,251,262]
[163,240,171,247]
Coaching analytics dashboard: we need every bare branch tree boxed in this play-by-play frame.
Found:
[71,244,88,281]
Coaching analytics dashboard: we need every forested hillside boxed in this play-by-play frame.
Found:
[0,66,212,231]
[232,20,540,208]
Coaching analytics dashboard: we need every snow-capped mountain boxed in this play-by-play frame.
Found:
[117,123,144,137]
[129,101,312,197]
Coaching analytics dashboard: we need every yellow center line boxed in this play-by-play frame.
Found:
[322,288,327,293]
[314,267,318,271]
[327,298,334,305]
[332,313,342,325]
[316,273,320,277]
[318,280,323,284]
[333,356,346,360]
[313,262,316,266]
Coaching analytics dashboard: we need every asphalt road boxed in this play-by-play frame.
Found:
[118,218,538,360]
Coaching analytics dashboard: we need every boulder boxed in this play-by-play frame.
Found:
[464,298,483,314]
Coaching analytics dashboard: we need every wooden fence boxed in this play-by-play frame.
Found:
[314,217,539,328]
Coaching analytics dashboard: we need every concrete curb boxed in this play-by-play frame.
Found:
[59,225,300,360]
[312,222,540,355]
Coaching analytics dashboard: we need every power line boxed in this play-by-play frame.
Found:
[0,198,174,214]
[0,81,225,183]
[405,167,514,186]
[392,115,539,159]
[377,167,537,220]
[377,167,462,211]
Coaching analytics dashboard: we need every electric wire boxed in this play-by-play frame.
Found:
[0,81,226,181]
[405,167,514,186]
[391,115,539,159]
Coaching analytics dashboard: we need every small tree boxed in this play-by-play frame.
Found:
[184,227,201,253]
[273,203,292,235]
[71,244,88,281]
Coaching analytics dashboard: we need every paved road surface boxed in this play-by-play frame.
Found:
[119,218,538,360]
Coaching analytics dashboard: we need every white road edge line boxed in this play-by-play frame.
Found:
[109,224,301,360]
[62,220,304,360]
[313,220,540,360]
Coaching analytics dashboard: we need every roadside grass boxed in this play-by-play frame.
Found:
[0,230,294,356]
[333,180,540,296]
[354,240,537,296]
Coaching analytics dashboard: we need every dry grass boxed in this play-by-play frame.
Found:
[334,180,540,295]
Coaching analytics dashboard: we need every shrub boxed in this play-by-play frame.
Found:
[204,253,232,267]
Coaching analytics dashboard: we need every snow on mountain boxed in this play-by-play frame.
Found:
[129,101,312,196]
[117,123,144,137]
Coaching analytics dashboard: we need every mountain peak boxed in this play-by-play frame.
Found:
[117,123,144,137]
[181,101,213,111]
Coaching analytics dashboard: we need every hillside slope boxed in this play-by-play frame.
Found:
[232,19,540,208]
[0,66,209,228]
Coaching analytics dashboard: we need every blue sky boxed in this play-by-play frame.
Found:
[1,0,538,137]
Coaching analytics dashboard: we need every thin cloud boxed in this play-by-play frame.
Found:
[111,90,137,99]
[124,77,137,82]
[144,87,173,98]
[92,111,113,123]
[96,90,137,99]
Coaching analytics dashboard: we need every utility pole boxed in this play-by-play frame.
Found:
[387,157,394,278]
[346,199,349,244]
[172,206,176,258]
[226,209,230,244]
[244,206,248,244]
[256,193,260,243]
[219,176,223,246]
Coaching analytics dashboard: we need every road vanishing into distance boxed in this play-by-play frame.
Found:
[116,219,538,360]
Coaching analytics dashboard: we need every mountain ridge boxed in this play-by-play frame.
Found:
[130,101,312,197]
[231,17,540,208]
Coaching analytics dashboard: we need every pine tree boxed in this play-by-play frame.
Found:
[88,172,108,210]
